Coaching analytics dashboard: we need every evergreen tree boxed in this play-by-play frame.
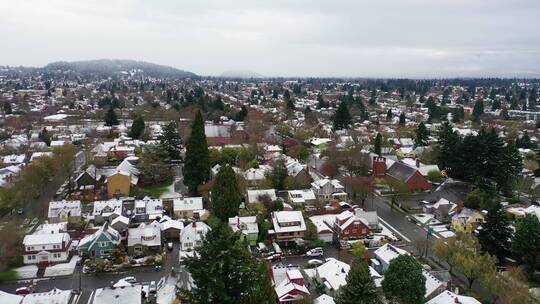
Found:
[180,223,275,304]
[374,133,383,156]
[266,160,288,191]
[212,165,242,221]
[139,144,173,186]
[283,89,291,101]
[104,107,119,126]
[39,127,52,146]
[333,102,352,130]
[3,102,12,114]
[386,109,393,120]
[492,99,501,110]
[382,255,426,304]
[129,114,145,139]
[213,96,225,111]
[478,203,512,260]
[235,105,248,121]
[437,122,461,174]
[336,261,380,304]
[159,121,182,160]
[472,99,484,122]
[183,110,210,195]
[399,112,406,125]
[286,97,295,111]
[512,214,540,273]
[500,108,510,120]
[415,122,430,147]
[494,139,522,194]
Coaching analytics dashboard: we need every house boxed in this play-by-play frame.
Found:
[243,165,272,186]
[355,209,379,230]
[173,197,204,219]
[387,161,432,191]
[228,216,259,246]
[110,215,130,233]
[269,211,306,242]
[22,223,72,266]
[425,290,481,304]
[0,165,21,188]
[264,145,283,160]
[372,156,432,191]
[127,222,162,256]
[314,295,336,304]
[48,200,82,223]
[159,216,184,240]
[272,266,310,303]
[180,221,211,251]
[315,258,350,296]
[311,178,346,202]
[92,199,123,223]
[402,158,441,179]
[133,197,164,222]
[423,270,446,300]
[2,154,26,166]
[92,284,142,304]
[247,189,277,204]
[308,215,334,243]
[287,189,317,206]
[372,243,409,273]
[451,207,484,233]
[285,158,310,182]
[106,171,133,198]
[333,210,370,240]
[423,198,456,223]
[78,223,121,258]
[75,165,101,191]
[19,288,75,304]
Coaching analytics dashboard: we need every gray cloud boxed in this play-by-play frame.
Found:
[1,0,539,77]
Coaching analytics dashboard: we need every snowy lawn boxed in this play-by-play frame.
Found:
[14,265,38,280]
[44,256,79,277]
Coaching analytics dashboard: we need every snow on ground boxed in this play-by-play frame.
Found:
[14,265,37,279]
[157,275,178,304]
[44,256,78,277]
[377,222,398,241]
[160,179,182,199]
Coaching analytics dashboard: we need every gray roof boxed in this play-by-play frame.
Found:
[387,162,416,182]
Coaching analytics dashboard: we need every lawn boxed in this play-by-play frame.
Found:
[138,183,172,198]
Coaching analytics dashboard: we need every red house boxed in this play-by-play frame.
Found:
[334,210,370,240]
[387,161,432,191]
[272,267,310,302]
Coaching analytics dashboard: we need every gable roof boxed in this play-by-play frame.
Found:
[387,161,418,182]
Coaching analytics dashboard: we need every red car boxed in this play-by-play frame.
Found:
[15,287,32,295]
[266,254,282,262]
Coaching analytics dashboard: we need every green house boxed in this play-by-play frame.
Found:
[78,223,121,258]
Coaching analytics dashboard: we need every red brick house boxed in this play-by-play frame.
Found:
[372,156,432,191]
[334,210,370,240]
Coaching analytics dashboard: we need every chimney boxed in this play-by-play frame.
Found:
[192,221,197,228]
[416,159,420,168]
[237,216,240,226]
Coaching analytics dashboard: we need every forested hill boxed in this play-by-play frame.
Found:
[44,59,197,78]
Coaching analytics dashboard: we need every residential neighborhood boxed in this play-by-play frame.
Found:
[1,1,540,303]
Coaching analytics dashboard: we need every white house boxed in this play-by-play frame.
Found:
[180,221,211,251]
[133,197,164,221]
[247,189,277,204]
[287,189,317,206]
[48,200,82,223]
[311,178,346,202]
[173,197,204,218]
[315,258,350,296]
[22,223,72,265]
[127,222,162,255]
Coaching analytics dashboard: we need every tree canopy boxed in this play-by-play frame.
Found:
[104,107,119,126]
[159,121,182,160]
[382,254,426,304]
[336,261,380,304]
[212,165,243,221]
[129,114,145,139]
[333,101,352,130]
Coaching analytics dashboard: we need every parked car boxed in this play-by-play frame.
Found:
[15,287,32,295]
[266,253,282,262]
[305,247,324,257]
[307,259,324,266]
[122,276,137,284]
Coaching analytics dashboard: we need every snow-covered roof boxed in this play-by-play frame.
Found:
[373,243,409,265]
[316,258,350,291]
[48,200,81,218]
[173,197,203,212]
[228,216,258,235]
[127,222,161,247]
[272,211,306,234]
[247,189,277,204]
[314,294,336,304]
[425,290,481,304]
[93,285,142,304]
[20,288,72,304]
[23,232,70,246]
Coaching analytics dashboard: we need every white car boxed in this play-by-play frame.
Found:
[122,276,137,284]
[307,259,324,266]
[305,247,324,257]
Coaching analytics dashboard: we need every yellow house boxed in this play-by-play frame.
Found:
[451,208,484,233]
[107,171,132,198]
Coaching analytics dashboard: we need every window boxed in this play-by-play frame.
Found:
[100,250,111,256]
[27,246,34,251]
[28,255,35,260]
[99,241,108,248]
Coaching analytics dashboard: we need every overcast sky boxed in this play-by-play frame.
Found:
[1,0,539,77]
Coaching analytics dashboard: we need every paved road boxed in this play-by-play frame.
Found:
[364,194,436,256]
